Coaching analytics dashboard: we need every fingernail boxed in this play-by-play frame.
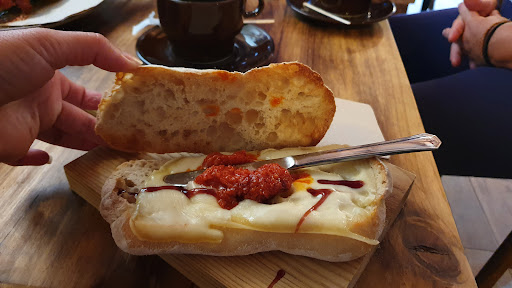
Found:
[123,52,143,65]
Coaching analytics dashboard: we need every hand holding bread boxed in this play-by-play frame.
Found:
[0,28,141,166]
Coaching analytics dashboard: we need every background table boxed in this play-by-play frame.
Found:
[0,0,476,287]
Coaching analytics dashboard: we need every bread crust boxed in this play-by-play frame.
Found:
[95,62,335,154]
[100,156,391,262]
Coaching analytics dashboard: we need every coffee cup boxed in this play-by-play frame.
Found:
[157,0,264,63]
[314,0,371,17]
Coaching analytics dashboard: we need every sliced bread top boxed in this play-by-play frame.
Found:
[95,62,336,153]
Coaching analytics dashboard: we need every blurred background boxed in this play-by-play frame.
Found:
[395,0,463,13]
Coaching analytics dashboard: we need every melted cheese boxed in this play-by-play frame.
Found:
[130,146,383,245]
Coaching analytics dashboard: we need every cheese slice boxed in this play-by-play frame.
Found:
[130,146,384,245]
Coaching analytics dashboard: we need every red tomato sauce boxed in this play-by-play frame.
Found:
[195,163,293,209]
[201,150,258,168]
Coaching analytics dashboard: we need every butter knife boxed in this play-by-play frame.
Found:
[163,133,441,186]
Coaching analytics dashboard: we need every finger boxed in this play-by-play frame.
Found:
[490,9,500,16]
[9,149,51,166]
[449,16,465,43]
[465,0,497,15]
[57,72,102,110]
[38,128,100,151]
[464,0,483,12]
[0,28,139,106]
[0,98,40,164]
[450,42,463,67]
[442,28,451,39]
[24,28,142,72]
[45,101,106,147]
[459,3,479,22]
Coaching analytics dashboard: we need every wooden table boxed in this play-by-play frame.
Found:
[0,0,476,287]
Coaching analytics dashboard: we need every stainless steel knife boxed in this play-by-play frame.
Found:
[163,133,441,186]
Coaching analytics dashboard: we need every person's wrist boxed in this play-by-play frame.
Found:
[482,20,510,66]
[486,21,512,68]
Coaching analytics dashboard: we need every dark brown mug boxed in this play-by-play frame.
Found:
[315,0,371,17]
[157,0,264,63]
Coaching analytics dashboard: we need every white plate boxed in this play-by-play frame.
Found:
[0,0,104,28]
[317,98,385,147]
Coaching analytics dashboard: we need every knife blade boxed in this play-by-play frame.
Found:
[163,133,441,186]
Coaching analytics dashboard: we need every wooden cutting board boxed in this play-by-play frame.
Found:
[64,147,415,288]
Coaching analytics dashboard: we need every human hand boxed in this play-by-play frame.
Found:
[445,0,497,44]
[464,0,497,15]
[0,28,141,166]
[443,0,498,67]
[443,2,506,67]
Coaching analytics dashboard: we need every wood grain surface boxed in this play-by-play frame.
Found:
[64,147,415,288]
[0,0,476,287]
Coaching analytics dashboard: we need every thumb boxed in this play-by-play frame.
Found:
[8,149,51,166]
[490,9,500,16]
[459,2,478,22]
[465,0,497,15]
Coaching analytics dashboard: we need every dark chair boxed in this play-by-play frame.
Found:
[421,0,435,11]
[475,230,512,288]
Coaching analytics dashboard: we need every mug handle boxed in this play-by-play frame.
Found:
[243,0,264,17]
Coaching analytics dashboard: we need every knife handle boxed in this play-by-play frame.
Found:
[291,133,441,169]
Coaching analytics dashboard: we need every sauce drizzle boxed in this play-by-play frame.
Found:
[295,188,334,233]
[317,179,364,188]
[268,269,286,288]
[294,179,365,232]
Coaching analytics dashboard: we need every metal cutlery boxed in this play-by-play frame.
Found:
[163,133,441,186]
